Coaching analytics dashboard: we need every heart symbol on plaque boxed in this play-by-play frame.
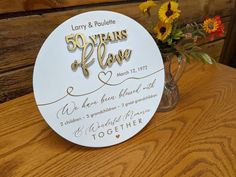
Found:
[116,134,120,139]
[98,71,112,84]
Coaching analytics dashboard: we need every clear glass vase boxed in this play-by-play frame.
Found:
[158,53,186,112]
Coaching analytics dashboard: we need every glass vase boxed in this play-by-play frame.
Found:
[158,53,186,112]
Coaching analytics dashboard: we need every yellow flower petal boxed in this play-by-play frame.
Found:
[203,18,219,33]
[154,21,172,41]
[139,0,157,14]
[159,1,180,23]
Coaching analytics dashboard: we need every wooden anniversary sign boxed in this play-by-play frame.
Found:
[33,11,164,147]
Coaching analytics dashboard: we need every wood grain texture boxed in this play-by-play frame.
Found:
[201,39,225,61]
[0,0,234,74]
[220,2,236,67]
[0,62,236,176]
[0,66,33,103]
[0,0,126,14]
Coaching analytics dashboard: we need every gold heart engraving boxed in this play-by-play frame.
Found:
[116,134,120,138]
[98,71,112,84]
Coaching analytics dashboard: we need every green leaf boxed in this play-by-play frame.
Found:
[172,23,178,32]
[189,52,199,61]
[184,53,191,63]
[189,52,204,62]
[188,52,215,64]
[175,29,183,36]
[173,36,181,40]
[167,38,173,45]
[174,30,183,38]
[183,43,195,50]
[197,30,206,38]
[199,53,214,64]
[191,46,202,51]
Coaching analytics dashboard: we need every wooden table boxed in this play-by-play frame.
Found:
[0,62,236,177]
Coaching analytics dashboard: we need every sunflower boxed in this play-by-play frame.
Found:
[203,16,224,41]
[154,21,172,41]
[139,0,157,14]
[159,1,180,24]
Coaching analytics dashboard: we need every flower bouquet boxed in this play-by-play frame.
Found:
[139,0,224,111]
[139,0,224,64]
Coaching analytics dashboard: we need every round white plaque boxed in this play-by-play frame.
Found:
[33,11,164,147]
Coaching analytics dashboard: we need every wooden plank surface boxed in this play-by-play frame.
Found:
[0,66,33,103]
[201,39,225,61]
[220,1,236,67]
[0,62,236,176]
[0,0,126,14]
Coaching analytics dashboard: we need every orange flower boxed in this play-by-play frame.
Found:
[203,16,224,41]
